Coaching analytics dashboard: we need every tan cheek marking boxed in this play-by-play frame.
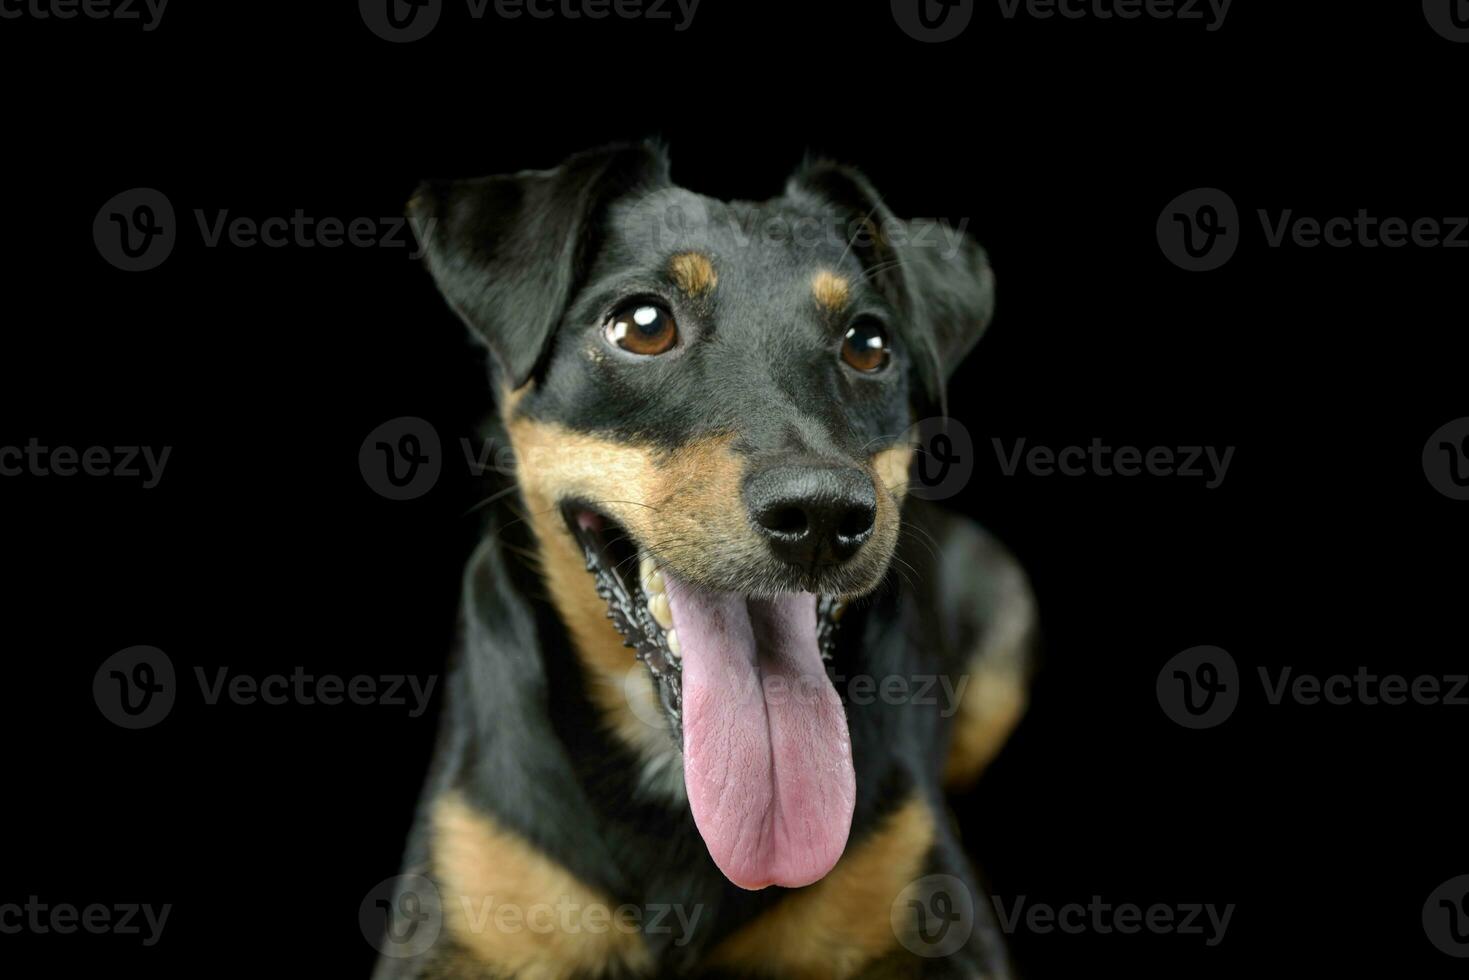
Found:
[500,404,760,762]
[669,252,717,297]
[871,444,912,498]
[642,434,767,582]
[812,269,851,312]
[706,796,936,979]
[500,411,665,755]
[432,794,652,978]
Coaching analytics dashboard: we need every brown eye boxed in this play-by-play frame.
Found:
[841,319,891,373]
[605,302,677,356]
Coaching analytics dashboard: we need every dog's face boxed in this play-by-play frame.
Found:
[411,143,994,891]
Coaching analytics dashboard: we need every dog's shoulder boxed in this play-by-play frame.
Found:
[900,499,1037,788]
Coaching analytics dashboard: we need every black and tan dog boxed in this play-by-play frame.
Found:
[375,143,1035,979]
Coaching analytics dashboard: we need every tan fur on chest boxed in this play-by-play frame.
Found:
[431,794,653,980]
[705,796,936,979]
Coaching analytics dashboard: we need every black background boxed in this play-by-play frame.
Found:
[1,1,1464,976]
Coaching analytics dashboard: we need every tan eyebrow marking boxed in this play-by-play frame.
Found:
[811,269,851,312]
[668,252,717,297]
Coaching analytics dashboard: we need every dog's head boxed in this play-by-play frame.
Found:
[411,142,993,890]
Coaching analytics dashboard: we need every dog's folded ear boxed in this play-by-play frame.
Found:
[786,161,995,414]
[409,141,671,390]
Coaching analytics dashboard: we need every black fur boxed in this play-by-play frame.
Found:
[377,143,1031,979]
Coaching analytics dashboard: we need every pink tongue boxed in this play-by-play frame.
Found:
[668,573,855,890]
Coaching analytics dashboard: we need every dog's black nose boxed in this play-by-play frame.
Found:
[744,463,877,566]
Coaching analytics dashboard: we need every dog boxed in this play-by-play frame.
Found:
[374,142,1036,979]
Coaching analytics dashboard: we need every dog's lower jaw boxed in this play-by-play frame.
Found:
[566,505,846,749]
[510,489,688,806]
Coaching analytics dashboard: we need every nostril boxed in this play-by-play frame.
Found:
[759,504,810,538]
[836,505,875,542]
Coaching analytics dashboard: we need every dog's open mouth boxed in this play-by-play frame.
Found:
[565,504,856,890]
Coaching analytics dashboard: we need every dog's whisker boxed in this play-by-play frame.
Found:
[460,483,523,518]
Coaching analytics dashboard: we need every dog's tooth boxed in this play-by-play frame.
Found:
[831,599,848,622]
[665,628,681,658]
[648,592,673,630]
[640,556,664,594]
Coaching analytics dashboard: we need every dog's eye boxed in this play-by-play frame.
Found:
[605,302,678,356]
[841,318,891,373]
